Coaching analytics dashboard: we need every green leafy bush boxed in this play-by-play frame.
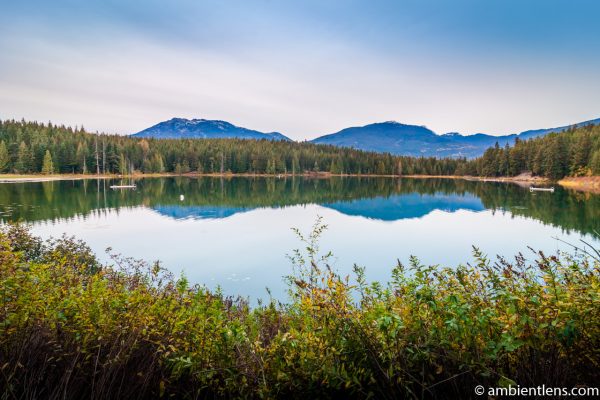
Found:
[0,222,598,399]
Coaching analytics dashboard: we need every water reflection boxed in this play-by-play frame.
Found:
[324,193,485,221]
[3,177,599,301]
[0,177,598,236]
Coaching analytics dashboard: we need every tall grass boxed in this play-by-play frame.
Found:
[1,221,598,399]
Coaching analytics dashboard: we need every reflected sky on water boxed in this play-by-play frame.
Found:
[1,177,598,301]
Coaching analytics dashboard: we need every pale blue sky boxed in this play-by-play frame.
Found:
[1,0,599,139]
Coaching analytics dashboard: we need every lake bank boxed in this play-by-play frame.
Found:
[0,171,552,181]
[0,173,170,183]
[558,176,600,194]
[3,172,600,194]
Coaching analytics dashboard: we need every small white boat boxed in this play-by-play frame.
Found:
[110,184,137,189]
[529,186,554,192]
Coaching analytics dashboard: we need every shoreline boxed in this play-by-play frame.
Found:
[558,176,600,194]
[1,172,597,193]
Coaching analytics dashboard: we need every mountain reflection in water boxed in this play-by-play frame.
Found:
[0,176,598,236]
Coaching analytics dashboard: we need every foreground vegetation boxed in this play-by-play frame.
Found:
[1,221,599,399]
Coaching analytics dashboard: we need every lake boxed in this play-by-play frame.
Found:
[1,177,599,301]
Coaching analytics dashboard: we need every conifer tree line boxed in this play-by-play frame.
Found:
[0,119,598,179]
[460,123,600,179]
[0,120,461,176]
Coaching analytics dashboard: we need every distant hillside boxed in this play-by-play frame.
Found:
[311,118,600,158]
[132,118,290,141]
[132,117,600,158]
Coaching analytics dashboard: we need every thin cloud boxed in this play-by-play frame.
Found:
[1,0,599,139]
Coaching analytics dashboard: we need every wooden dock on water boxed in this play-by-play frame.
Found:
[529,186,554,192]
[110,185,137,189]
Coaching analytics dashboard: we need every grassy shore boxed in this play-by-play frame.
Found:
[0,171,553,182]
[3,172,600,195]
[0,173,171,183]
[558,176,600,194]
[0,222,598,399]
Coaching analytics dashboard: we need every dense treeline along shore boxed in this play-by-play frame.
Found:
[1,119,600,181]
[0,222,599,399]
[0,120,461,177]
[470,123,600,179]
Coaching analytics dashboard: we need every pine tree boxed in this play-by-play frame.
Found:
[181,160,190,174]
[0,141,8,172]
[152,153,165,173]
[509,141,525,176]
[119,154,128,175]
[76,142,88,174]
[498,144,510,176]
[531,147,544,176]
[590,150,600,175]
[266,159,276,174]
[292,154,300,175]
[41,150,54,174]
[481,145,499,176]
[15,141,30,173]
[543,136,568,179]
[329,158,342,174]
[571,133,591,175]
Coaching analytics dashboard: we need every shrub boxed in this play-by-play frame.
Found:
[0,222,598,399]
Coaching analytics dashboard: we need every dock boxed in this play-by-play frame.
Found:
[529,186,554,192]
[110,185,137,189]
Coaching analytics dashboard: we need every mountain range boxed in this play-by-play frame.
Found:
[311,118,600,158]
[132,117,600,158]
[133,118,290,141]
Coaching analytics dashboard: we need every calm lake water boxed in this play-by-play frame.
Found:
[1,177,599,301]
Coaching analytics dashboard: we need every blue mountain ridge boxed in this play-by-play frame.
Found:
[133,118,290,141]
[311,118,600,158]
[133,117,600,158]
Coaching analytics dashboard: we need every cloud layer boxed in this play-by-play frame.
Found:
[1,0,599,139]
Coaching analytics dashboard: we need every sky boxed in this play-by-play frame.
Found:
[1,0,599,140]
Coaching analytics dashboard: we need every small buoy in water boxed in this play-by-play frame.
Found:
[180,194,184,201]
